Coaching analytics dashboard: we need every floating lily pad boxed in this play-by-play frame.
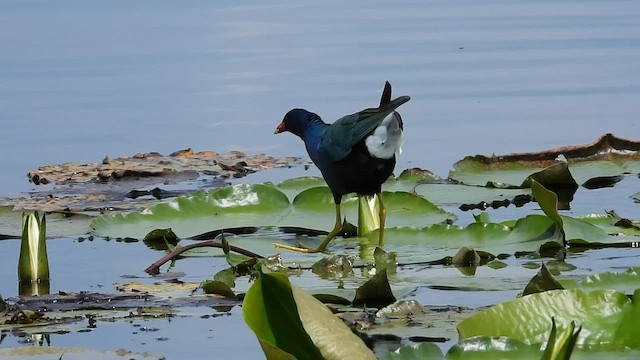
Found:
[380,342,444,360]
[91,184,291,239]
[579,213,640,236]
[457,289,640,349]
[91,184,455,240]
[447,336,540,359]
[561,267,640,295]
[449,134,640,187]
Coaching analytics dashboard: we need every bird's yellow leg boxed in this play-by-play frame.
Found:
[378,195,386,248]
[274,204,342,253]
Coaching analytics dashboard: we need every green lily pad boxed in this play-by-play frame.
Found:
[449,134,640,187]
[91,184,291,239]
[449,155,546,187]
[361,215,580,262]
[579,213,640,236]
[447,336,541,359]
[380,342,444,360]
[561,267,640,295]
[413,183,531,207]
[92,184,455,240]
[275,176,328,200]
[457,288,640,349]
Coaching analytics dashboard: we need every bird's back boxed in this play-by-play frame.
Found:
[316,84,410,202]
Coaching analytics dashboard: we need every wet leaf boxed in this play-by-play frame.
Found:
[530,179,563,229]
[473,212,491,223]
[486,260,507,270]
[358,194,381,237]
[374,247,397,274]
[91,184,291,239]
[311,255,354,278]
[522,263,564,296]
[243,271,375,360]
[142,228,179,251]
[213,268,236,288]
[560,267,640,295]
[91,185,454,240]
[201,280,236,299]
[380,342,444,360]
[447,336,540,359]
[312,294,352,305]
[452,247,481,267]
[449,134,640,187]
[243,271,322,360]
[376,300,424,318]
[457,289,640,349]
[353,268,396,308]
[18,212,49,290]
[541,318,581,360]
[226,252,258,270]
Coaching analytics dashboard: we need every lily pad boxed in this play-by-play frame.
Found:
[579,213,640,236]
[380,342,444,360]
[457,288,640,349]
[561,267,640,295]
[447,336,540,359]
[91,184,455,240]
[91,184,291,239]
[449,134,640,187]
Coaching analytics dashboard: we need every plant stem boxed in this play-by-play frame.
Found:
[145,241,264,275]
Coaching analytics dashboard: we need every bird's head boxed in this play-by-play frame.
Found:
[275,108,321,138]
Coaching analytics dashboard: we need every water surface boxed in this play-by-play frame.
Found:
[0,1,639,359]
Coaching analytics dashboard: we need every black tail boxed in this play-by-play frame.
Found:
[379,81,392,107]
[378,81,406,130]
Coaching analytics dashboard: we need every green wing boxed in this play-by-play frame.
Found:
[321,95,410,162]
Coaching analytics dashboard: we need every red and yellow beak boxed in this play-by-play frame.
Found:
[274,121,286,134]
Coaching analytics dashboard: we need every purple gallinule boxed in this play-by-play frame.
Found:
[274,82,410,252]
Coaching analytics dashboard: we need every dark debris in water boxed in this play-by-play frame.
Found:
[1,290,240,334]
[0,149,308,213]
[459,194,533,211]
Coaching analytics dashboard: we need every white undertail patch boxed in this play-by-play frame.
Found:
[365,112,403,159]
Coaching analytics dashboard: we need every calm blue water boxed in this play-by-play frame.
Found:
[1,1,639,358]
[1,0,639,198]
